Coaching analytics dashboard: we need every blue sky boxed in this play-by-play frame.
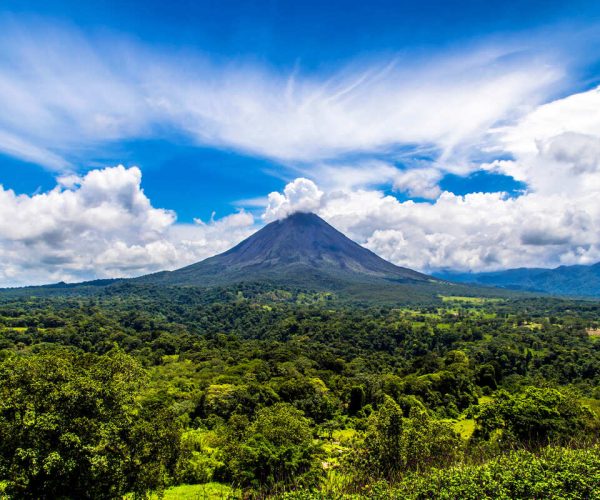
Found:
[3,1,600,285]
[2,0,600,219]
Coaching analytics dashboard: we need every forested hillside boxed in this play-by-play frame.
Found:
[0,285,599,498]
[435,262,600,297]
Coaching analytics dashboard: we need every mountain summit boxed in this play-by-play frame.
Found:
[136,212,433,289]
[6,212,516,303]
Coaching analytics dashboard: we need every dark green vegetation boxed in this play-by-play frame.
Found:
[0,284,599,498]
[436,261,600,297]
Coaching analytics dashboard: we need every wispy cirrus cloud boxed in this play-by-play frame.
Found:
[0,18,575,178]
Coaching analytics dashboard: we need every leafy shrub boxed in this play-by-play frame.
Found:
[390,445,600,499]
[474,387,598,447]
[279,445,600,499]
[176,429,223,484]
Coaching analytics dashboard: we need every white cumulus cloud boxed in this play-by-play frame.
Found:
[263,178,324,221]
[2,20,600,281]
[264,100,600,274]
[0,166,255,286]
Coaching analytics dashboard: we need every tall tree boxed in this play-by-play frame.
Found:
[0,348,181,499]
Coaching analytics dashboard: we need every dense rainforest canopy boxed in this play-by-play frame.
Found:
[0,283,598,498]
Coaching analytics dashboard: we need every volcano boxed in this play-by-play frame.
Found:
[135,212,436,291]
[4,212,518,303]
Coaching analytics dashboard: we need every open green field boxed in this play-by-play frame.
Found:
[151,483,238,499]
[440,295,503,304]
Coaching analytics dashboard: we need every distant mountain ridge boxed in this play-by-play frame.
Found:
[434,262,600,297]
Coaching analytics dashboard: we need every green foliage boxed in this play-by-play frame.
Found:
[278,377,338,423]
[0,286,599,496]
[175,429,223,485]
[346,396,462,482]
[139,482,239,500]
[281,445,600,499]
[389,445,600,499]
[0,348,181,499]
[222,403,323,495]
[348,386,366,416]
[474,387,599,447]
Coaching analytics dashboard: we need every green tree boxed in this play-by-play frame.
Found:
[474,387,598,447]
[223,403,322,495]
[0,348,181,499]
[348,386,366,416]
[348,396,461,482]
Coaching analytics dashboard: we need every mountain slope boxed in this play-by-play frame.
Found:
[1,212,522,303]
[136,212,433,289]
[435,262,600,297]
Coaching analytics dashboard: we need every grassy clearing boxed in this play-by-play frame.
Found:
[453,419,476,440]
[320,429,360,496]
[440,296,502,304]
[521,322,543,330]
[588,329,600,342]
[139,483,239,499]
[4,326,28,332]
[323,428,357,467]
[582,398,600,418]
[450,396,491,441]
[331,428,357,441]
